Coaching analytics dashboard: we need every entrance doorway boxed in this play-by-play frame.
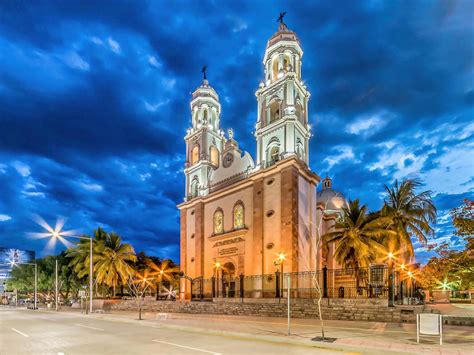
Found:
[222,262,236,298]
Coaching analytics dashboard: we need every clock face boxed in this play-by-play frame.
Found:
[223,153,234,168]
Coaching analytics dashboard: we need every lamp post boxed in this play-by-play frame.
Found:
[49,232,93,314]
[215,262,221,298]
[55,259,58,311]
[275,253,286,300]
[312,192,345,340]
[387,252,394,307]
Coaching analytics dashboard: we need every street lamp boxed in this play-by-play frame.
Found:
[30,217,92,313]
[274,253,286,299]
[46,229,93,314]
[214,261,221,298]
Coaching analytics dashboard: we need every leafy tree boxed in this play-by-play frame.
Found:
[5,252,83,301]
[419,242,474,291]
[381,179,437,262]
[323,199,393,269]
[451,199,474,238]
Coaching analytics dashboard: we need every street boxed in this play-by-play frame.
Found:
[0,308,342,355]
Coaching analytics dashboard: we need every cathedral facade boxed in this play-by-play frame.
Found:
[178,22,345,299]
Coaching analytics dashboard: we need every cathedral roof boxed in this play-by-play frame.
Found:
[266,23,301,49]
[191,79,219,102]
[317,176,347,212]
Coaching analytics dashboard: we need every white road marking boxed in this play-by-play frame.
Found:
[152,340,221,354]
[75,323,104,331]
[11,328,29,337]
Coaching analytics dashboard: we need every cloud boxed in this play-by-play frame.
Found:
[107,37,120,54]
[148,55,161,68]
[78,182,103,192]
[346,111,391,135]
[323,145,357,169]
[0,1,472,263]
[12,162,31,177]
[63,51,90,71]
[0,214,12,222]
[144,99,170,112]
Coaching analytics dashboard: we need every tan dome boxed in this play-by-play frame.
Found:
[317,176,347,212]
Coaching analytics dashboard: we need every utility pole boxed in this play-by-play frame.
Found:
[55,259,58,311]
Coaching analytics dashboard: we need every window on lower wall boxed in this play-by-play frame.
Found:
[233,203,245,229]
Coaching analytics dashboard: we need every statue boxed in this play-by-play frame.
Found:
[201,65,207,80]
[227,128,234,139]
[277,12,286,25]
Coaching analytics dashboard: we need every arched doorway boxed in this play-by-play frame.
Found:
[222,262,236,298]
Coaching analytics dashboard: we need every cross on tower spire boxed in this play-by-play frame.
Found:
[277,12,286,25]
[201,65,207,80]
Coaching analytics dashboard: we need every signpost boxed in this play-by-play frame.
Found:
[417,313,443,345]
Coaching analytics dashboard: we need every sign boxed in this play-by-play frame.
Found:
[214,237,245,257]
[0,248,35,272]
[218,243,244,257]
[417,313,443,345]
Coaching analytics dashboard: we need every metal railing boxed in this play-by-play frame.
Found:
[172,266,422,305]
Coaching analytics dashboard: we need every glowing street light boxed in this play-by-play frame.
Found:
[30,216,93,314]
[274,252,286,299]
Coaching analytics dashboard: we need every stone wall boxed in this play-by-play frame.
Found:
[111,298,416,323]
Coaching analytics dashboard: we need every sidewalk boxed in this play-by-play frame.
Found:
[55,308,473,354]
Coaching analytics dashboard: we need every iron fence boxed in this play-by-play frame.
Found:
[177,265,422,304]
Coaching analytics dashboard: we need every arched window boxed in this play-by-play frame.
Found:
[213,209,224,234]
[283,55,290,72]
[270,146,280,163]
[233,203,244,229]
[272,57,279,81]
[191,146,200,165]
[202,109,208,123]
[269,100,280,124]
[210,146,219,167]
[190,177,199,198]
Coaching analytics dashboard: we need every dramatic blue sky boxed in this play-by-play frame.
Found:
[0,1,472,263]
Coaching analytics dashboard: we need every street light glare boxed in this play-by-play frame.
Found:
[388,252,394,259]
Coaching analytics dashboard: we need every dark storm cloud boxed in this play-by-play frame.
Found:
[0,0,472,262]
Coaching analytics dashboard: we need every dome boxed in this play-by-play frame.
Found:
[317,176,347,213]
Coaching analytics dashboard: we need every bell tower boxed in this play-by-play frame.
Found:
[184,68,225,200]
[255,16,311,169]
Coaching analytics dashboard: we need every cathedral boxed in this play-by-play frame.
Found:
[178,20,346,299]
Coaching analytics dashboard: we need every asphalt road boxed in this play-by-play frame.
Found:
[0,308,342,355]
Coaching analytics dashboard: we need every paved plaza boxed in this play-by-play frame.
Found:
[1,306,472,354]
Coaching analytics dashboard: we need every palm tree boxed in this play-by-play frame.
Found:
[323,199,393,269]
[66,234,97,279]
[382,179,437,262]
[94,232,137,296]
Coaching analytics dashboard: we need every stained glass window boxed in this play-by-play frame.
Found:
[214,209,223,234]
[234,203,244,229]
